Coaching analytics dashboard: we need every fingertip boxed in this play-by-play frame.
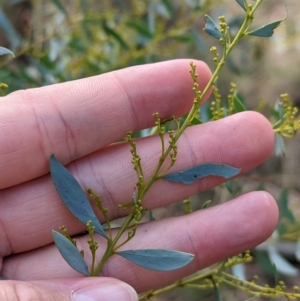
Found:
[245,111,275,158]
[259,190,279,232]
[212,111,274,173]
[227,190,279,247]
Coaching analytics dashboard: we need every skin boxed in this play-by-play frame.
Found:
[0,59,278,300]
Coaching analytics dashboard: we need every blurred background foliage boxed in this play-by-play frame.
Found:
[1,0,300,300]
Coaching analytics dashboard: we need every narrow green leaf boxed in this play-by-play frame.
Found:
[116,249,194,271]
[50,155,107,238]
[51,0,68,15]
[203,15,222,40]
[211,277,223,301]
[126,20,153,38]
[268,245,298,276]
[247,11,287,38]
[236,0,246,11]
[225,180,233,194]
[215,260,226,275]
[233,92,246,112]
[202,200,211,209]
[295,240,300,263]
[149,210,156,221]
[52,230,89,276]
[272,262,279,287]
[0,47,15,57]
[190,116,202,125]
[278,188,295,224]
[102,21,129,50]
[162,163,240,184]
[161,0,174,18]
[253,249,276,275]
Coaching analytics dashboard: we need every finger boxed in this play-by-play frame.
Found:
[0,112,274,256]
[0,278,138,301]
[2,191,278,293]
[0,59,211,188]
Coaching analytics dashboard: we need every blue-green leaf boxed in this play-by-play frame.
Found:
[52,230,89,276]
[0,46,15,57]
[203,15,222,40]
[233,92,246,112]
[236,0,246,11]
[274,134,285,156]
[162,163,240,184]
[247,12,287,38]
[50,155,107,238]
[116,249,194,271]
[191,27,208,54]
[0,8,21,50]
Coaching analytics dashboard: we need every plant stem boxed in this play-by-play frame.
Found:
[93,0,266,276]
[92,211,135,276]
[138,0,263,201]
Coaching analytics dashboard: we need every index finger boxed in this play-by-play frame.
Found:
[0,59,211,188]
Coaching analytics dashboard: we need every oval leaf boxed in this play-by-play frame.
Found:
[50,154,107,238]
[0,46,15,57]
[203,15,222,40]
[236,0,246,11]
[116,249,194,271]
[52,230,89,276]
[162,163,241,184]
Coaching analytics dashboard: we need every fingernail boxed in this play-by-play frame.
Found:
[72,282,138,301]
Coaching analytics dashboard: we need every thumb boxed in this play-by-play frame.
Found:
[0,277,138,301]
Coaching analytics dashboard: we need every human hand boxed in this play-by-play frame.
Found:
[0,59,278,300]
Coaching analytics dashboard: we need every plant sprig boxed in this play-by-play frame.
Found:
[50,0,288,287]
[139,252,300,300]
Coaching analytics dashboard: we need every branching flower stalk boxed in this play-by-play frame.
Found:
[80,0,279,276]
[139,252,300,300]
[48,1,299,296]
[131,0,268,204]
